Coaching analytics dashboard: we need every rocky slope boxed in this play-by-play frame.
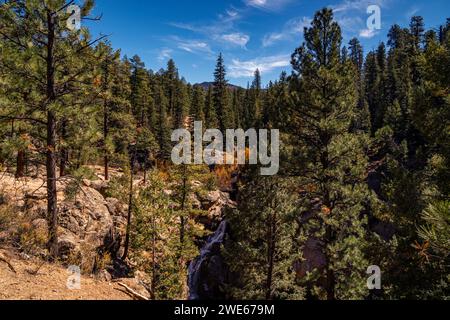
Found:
[0,168,237,300]
[0,248,132,300]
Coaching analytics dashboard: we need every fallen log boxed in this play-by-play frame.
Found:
[117,282,149,301]
[0,255,16,274]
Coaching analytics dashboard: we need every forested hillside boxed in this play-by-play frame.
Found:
[0,1,448,300]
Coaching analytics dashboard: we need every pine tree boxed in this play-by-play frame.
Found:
[349,38,370,132]
[246,69,262,128]
[130,55,152,128]
[191,85,205,123]
[410,16,425,51]
[173,80,189,129]
[290,8,372,300]
[348,38,364,76]
[132,171,198,299]
[204,86,218,128]
[97,42,121,180]
[225,177,304,300]
[364,51,382,132]
[0,0,104,256]
[154,84,171,159]
[213,53,233,131]
[165,59,179,117]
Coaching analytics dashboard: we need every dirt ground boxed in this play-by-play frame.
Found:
[0,249,132,300]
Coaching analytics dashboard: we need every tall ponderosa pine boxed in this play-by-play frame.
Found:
[154,84,171,159]
[204,86,218,128]
[225,177,304,300]
[213,53,233,131]
[0,0,104,255]
[290,8,372,300]
[191,85,205,123]
[130,55,152,128]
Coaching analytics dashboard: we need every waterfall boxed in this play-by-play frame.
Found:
[188,220,228,300]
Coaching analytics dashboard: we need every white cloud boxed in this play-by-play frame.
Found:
[228,54,291,78]
[406,6,420,18]
[245,0,293,11]
[221,33,250,47]
[170,7,248,51]
[170,37,213,55]
[158,48,173,61]
[359,28,378,38]
[178,41,211,53]
[335,16,363,33]
[330,0,389,38]
[332,0,387,13]
[263,17,311,47]
[170,6,242,37]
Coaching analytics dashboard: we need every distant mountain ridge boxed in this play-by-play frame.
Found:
[195,82,242,90]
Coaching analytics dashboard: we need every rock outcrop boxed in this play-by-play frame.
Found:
[0,174,122,270]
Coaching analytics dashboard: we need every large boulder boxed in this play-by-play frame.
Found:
[0,174,119,266]
[196,191,236,229]
[56,186,114,263]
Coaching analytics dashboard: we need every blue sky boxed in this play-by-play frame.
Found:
[86,0,449,87]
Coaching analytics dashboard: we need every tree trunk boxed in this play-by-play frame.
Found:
[151,216,156,300]
[59,119,68,177]
[326,266,336,300]
[46,10,58,257]
[325,224,335,300]
[47,110,58,257]
[122,164,134,260]
[103,98,109,180]
[15,150,25,178]
[265,213,276,300]
[179,165,187,250]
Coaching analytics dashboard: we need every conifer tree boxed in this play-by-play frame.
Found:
[97,42,121,180]
[174,80,189,129]
[191,85,205,123]
[213,53,233,131]
[130,55,152,128]
[290,8,372,299]
[0,0,104,255]
[165,59,179,117]
[410,16,425,51]
[132,171,199,299]
[154,84,171,159]
[246,69,262,128]
[204,85,218,128]
[225,177,304,300]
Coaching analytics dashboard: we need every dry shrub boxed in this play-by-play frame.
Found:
[0,195,48,254]
[66,242,112,274]
[16,220,48,254]
[215,164,238,190]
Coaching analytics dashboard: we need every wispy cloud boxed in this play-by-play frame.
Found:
[263,16,311,47]
[158,48,173,61]
[332,0,387,13]
[406,6,420,19]
[359,28,378,38]
[170,7,249,51]
[228,54,291,78]
[170,7,241,37]
[245,0,293,11]
[169,36,214,55]
[220,33,250,47]
[330,0,388,39]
